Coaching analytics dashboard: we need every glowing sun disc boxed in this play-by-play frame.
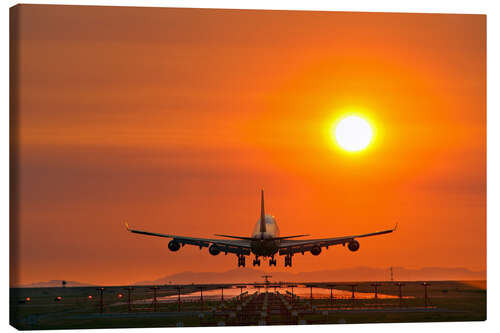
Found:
[334,116,373,152]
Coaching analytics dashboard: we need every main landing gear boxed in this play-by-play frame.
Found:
[284,254,293,267]
[237,254,246,267]
[252,257,261,267]
[269,257,277,266]
[249,256,283,267]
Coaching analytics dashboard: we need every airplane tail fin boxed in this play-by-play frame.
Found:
[260,189,266,233]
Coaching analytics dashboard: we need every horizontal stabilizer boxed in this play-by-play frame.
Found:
[215,234,309,241]
[214,234,256,241]
[272,235,309,240]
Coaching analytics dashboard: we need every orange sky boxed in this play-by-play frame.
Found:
[11,5,486,286]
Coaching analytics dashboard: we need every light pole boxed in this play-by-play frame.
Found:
[220,286,225,303]
[123,287,134,312]
[305,284,315,309]
[348,284,358,299]
[288,284,297,304]
[174,286,183,312]
[150,286,160,312]
[96,288,104,314]
[395,283,405,307]
[236,285,246,301]
[326,284,336,305]
[371,283,382,300]
[421,282,430,308]
[197,286,205,311]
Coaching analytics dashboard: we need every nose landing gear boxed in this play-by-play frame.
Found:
[237,255,246,267]
[284,254,293,267]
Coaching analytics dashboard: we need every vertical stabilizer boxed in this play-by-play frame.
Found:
[260,189,266,233]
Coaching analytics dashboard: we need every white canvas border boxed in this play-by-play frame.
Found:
[2,0,497,332]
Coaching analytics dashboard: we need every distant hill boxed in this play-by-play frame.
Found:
[15,267,485,287]
[134,266,486,285]
[17,280,95,288]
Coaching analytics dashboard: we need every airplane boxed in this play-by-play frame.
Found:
[125,190,397,267]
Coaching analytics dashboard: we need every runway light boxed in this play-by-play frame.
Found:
[117,293,123,299]
[88,295,93,300]
[25,297,31,302]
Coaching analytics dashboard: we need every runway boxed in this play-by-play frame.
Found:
[10,280,486,329]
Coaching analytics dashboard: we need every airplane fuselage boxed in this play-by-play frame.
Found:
[250,215,280,257]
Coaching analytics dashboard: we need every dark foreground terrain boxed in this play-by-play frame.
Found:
[10,280,486,330]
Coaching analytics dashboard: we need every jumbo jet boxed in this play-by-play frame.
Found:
[125,190,396,267]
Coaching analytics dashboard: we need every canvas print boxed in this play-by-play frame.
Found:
[10,4,486,329]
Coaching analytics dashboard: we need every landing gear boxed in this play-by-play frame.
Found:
[284,254,293,267]
[237,255,246,267]
[269,257,277,266]
[252,257,261,267]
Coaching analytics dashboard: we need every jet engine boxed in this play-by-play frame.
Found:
[168,240,181,252]
[310,245,322,256]
[348,240,360,252]
[209,244,221,256]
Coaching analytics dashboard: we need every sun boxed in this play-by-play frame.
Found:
[333,116,373,152]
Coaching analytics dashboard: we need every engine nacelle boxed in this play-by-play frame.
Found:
[310,245,322,256]
[348,240,360,252]
[168,240,181,252]
[209,244,221,256]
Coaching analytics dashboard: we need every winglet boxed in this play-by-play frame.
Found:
[393,222,398,231]
[125,222,131,231]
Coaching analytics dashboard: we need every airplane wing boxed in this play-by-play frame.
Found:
[278,224,397,255]
[125,223,252,255]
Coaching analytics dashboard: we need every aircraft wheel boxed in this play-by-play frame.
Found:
[238,255,245,267]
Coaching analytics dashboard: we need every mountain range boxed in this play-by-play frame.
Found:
[15,266,485,287]
[133,266,486,285]
[17,280,95,288]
